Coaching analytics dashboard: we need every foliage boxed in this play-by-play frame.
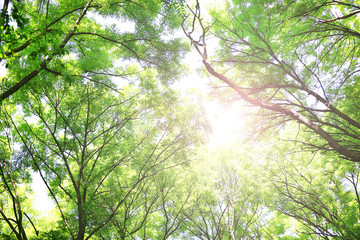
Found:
[0,0,202,239]
[183,0,360,162]
[182,0,360,238]
[2,0,360,239]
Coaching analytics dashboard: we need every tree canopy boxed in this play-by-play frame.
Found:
[184,0,360,162]
[1,0,360,239]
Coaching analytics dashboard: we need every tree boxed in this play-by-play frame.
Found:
[1,76,204,239]
[258,125,360,239]
[155,168,201,240]
[183,0,360,162]
[0,115,35,240]
[0,0,207,239]
[179,145,264,240]
[0,100,45,240]
[0,0,186,102]
[182,1,360,237]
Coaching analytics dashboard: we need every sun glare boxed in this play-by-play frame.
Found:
[206,101,249,148]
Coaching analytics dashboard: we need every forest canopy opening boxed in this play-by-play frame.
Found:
[1,0,360,239]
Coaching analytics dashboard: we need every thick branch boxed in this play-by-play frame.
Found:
[320,9,360,23]
[202,60,360,162]
[0,0,93,101]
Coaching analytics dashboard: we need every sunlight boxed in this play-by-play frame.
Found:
[206,101,248,148]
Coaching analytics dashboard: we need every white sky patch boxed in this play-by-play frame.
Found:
[174,48,210,91]
[31,172,56,214]
[0,63,8,77]
[88,11,136,33]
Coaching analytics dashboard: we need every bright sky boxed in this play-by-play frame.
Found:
[31,172,56,213]
[0,64,6,77]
